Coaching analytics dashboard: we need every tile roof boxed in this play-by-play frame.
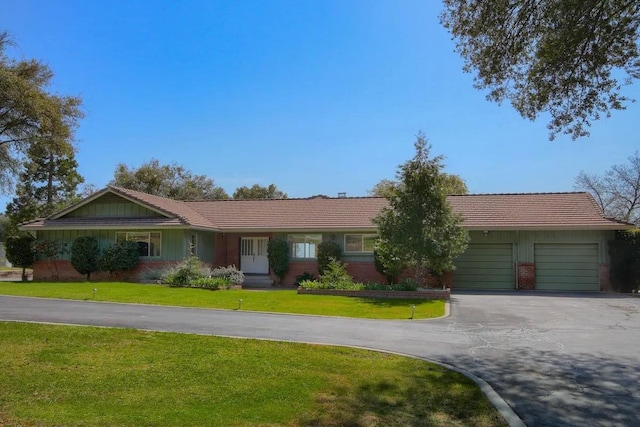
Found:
[21,188,632,232]
[447,192,629,230]
[184,196,388,231]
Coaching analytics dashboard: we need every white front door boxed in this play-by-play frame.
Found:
[240,237,269,274]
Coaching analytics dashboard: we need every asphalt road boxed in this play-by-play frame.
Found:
[0,292,639,426]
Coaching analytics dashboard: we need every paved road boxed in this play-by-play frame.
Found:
[1,292,639,426]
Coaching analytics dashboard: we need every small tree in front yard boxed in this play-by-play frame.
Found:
[374,241,404,285]
[70,236,101,281]
[267,239,289,283]
[5,235,36,281]
[99,240,140,278]
[374,132,469,287]
[317,241,342,275]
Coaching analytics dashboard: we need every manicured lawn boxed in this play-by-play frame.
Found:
[0,282,445,319]
[0,322,505,426]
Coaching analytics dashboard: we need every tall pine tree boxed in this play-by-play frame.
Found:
[374,132,469,286]
[5,139,84,235]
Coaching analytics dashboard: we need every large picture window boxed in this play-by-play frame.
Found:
[344,234,377,253]
[116,231,161,257]
[287,234,322,258]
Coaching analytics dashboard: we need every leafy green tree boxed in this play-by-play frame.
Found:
[5,140,84,236]
[70,236,100,281]
[99,240,140,278]
[369,173,468,197]
[110,159,228,200]
[266,239,289,283]
[317,241,342,275]
[374,243,403,285]
[440,1,640,140]
[5,235,35,281]
[374,133,469,286]
[0,31,83,194]
[575,151,640,225]
[233,184,287,199]
[0,215,8,242]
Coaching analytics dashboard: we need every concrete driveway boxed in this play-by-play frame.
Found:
[0,292,638,426]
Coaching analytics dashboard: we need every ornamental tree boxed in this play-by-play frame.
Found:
[70,236,100,281]
[5,235,35,281]
[374,132,469,286]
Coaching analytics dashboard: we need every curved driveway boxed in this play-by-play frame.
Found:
[1,292,639,427]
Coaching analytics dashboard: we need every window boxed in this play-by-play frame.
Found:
[116,231,161,257]
[288,234,322,258]
[344,234,377,253]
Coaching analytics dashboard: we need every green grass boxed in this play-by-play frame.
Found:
[0,282,445,319]
[0,321,506,427]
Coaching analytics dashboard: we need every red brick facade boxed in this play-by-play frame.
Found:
[33,260,178,282]
[517,263,535,290]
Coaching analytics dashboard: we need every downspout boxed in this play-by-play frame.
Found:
[515,230,519,290]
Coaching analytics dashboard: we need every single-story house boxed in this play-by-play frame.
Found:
[20,186,633,290]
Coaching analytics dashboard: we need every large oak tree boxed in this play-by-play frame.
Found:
[110,159,228,200]
[441,1,640,140]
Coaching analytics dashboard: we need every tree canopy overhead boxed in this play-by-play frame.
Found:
[368,173,468,198]
[0,31,83,193]
[441,1,640,140]
[110,159,229,200]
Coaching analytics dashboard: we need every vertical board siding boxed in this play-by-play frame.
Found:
[65,195,164,218]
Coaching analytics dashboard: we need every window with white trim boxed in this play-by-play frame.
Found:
[344,234,377,253]
[287,234,322,258]
[116,231,161,257]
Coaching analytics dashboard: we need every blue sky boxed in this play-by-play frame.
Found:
[1,0,638,205]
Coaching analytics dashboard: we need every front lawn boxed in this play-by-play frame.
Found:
[0,322,505,426]
[0,282,445,319]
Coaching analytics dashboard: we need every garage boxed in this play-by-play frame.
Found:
[454,243,514,289]
[534,243,599,291]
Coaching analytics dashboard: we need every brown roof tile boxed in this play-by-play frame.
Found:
[184,197,388,231]
[447,192,629,230]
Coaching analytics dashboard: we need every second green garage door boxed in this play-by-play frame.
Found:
[454,243,514,289]
[534,243,599,291]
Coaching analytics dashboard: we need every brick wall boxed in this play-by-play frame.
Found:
[517,263,535,290]
[599,264,611,291]
[33,260,178,282]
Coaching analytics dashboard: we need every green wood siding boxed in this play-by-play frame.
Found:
[534,243,599,291]
[36,229,185,261]
[65,194,164,218]
[454,243,514,289]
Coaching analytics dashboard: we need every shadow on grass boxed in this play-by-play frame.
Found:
[298,361,506,427]
[441,348,640,427]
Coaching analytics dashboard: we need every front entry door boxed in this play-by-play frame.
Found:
[240,237,269,274]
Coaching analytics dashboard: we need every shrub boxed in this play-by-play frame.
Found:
[299,279,365,291]
[190,276,230,289]
[70,236,101,281]
[295,272,315,286]
[609,230,640,292]
[5,235,35,282]
[267,239,289,283]
[163,256,204,287]
[32,239,66,281]
[100,240,140,277]
[210,265,244,285]
[374,241,404,285]
[317,241,342,275]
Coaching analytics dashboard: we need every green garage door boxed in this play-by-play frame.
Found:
[534,244,599,291]
[454,243,514,289]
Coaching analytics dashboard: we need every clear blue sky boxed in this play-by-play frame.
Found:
[1,0,638,205]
